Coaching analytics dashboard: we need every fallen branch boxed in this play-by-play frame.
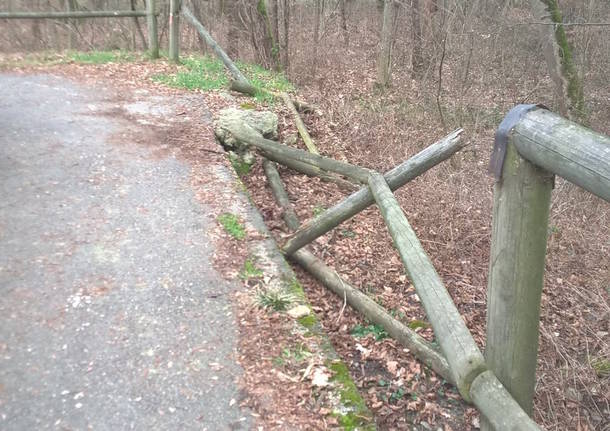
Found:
[263,152,358,191]
[262,159,300,230]
[292,248,454,383]
[280,92,319,154]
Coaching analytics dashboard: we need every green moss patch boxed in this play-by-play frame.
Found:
[217,213,246,240]
[240,257,264,280]
[329,361,375,430]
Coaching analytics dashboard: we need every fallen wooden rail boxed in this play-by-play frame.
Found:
[263,158,453,382]
[282,129,464,255]
[368,172,486,399]
[222,117,547,428]
[220,121,372,183]
[182,5,256,95]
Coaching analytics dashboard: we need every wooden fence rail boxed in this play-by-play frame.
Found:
[0,0,159,58]
[483,105,609,429]
[219,100,609,429]
[0,11,148,18]
[511,108,610,201]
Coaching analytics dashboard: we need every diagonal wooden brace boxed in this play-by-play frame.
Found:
[281,129,463,255]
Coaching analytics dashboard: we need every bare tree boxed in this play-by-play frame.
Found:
[529,0,585,121]
[411,0,424,78]
[377,0,398,86]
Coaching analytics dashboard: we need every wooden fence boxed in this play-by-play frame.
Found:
[227,105,609,431]
[178,5,610,429]
[0,0,161,59]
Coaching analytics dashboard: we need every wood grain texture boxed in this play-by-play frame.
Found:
[512,108,610,201]
[485,143,553,418]
[471,371,541,431]
[368,172,485,401]
[282,129,463,255]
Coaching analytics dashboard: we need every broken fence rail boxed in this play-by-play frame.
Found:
[223,119,544,430]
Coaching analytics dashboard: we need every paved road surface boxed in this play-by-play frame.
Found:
[0,74,249,430]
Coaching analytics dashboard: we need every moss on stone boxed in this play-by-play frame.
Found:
[298,314,317,329]
[229,153,252,177]
[284,276,306,301]
[328,361,375,430]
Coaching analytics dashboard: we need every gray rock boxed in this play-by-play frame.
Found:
[214,108,278,170]
[214,107,278,150]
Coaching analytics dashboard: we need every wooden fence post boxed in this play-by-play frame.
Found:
[169,0,180,62]
[146,0,159,59]
[484,142,553,425]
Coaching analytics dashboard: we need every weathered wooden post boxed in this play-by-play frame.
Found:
[484,106,554,428]
[146,0,159,59]
[169,0,180,62]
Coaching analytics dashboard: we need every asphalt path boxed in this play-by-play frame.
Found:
[0,74,249,430]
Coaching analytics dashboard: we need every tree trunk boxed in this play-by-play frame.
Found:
[529,0,585,121]
[311,0,322,76]
[377,0,395,86]
[270,0,281,69]
[411,0,424,78]
[66,0,78,49]
[130,0,148,50]
[339,0,349,47]
[226,0,239,59]
[281,0,290,70]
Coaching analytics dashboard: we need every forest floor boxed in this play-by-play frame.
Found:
[2,52,608,431]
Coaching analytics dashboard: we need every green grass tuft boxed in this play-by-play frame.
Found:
[152,54,293,102]
[153,55,227,90]
[68,50,134,64]
[217,213,246,240]
[590,356,610,378]
[255,288,296,311]
[240,257,264,280]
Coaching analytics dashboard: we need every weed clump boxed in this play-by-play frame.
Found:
[255,288,296,311]
[217,213,246,240]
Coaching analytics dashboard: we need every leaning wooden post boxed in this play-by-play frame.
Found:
[484,106,554,427]
[169,0,181,62]
[146,0,159,59]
